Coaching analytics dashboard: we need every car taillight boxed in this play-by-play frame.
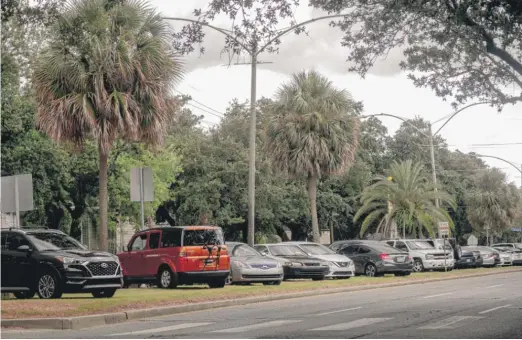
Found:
[379,253,392,261]
[407,255,412,260]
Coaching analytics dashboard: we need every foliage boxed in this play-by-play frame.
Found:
[310,0,522,109]
[266,70,360,243]
[354,160,456,238]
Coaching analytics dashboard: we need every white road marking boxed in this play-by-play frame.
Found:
[317,307,362,315]
[212,320,301,333]
[485,284,504,289]
[110,322,212,336]
[310,318,393,331]
[422,293,453,299]
[478,304,512,314]
[419,316,483,330]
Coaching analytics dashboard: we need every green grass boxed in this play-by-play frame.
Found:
[2,266,520,320]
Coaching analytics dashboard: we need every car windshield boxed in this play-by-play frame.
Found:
[26,233,87,251]
[299,243,335,255]
[406,241,434,250]
[233,244,260,257]
[183,228,224,246]
[268,245,307,256]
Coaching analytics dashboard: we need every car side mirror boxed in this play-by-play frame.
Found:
[17,245,31,252]
[260,251,268,256]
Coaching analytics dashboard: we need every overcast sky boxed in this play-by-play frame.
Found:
[151,0,522,186]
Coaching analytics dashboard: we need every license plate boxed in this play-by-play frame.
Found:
[396,256,405,263]
[466,259,471,262]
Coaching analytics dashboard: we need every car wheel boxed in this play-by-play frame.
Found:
[92,289,116,298]
[412,259,424,272]
[208,278,226,288]
[225,275,233,285]
[36,272,62,299]
[14,291,36,299]
[157,267,177,289]
[365,264,377,277]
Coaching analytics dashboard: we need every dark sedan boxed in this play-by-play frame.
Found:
[254,244,329,281]
[330,240,413,277]
[455,248,482,268]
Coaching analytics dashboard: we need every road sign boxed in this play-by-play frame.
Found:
[1,174,34,227]
[130,167,154,230]
[438,221,450,238]
[511,228,521,232]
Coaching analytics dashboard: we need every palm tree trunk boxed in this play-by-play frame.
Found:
[98,146,109,252]
[307,173,321,243]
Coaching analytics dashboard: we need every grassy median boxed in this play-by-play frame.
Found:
[2,266,521,320]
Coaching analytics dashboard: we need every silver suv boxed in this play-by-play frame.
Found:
[385,239,454,272]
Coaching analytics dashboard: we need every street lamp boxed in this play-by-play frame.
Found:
[473,154,522,189]
[163,14,350,246]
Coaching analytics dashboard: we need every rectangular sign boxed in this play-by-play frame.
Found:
[130,167,154,202]
[438,221,450,237]
[1,174,34,213]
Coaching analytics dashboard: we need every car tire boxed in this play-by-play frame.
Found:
[412,259,424,272]
[36,271,62,299]
[312,276,325,281]
[365,264,377,277]
[263,281,281,286]
[92,289,116,298]
[208,278,226,288]
[157,267,177,289]
[14,290,36,299]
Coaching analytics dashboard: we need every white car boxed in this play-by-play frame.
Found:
[385,239,454,272]
[283,242,355,279]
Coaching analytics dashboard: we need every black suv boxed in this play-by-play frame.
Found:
[1,228,123,299]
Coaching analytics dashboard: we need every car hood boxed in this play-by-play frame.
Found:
[304,254,353,263]
[271,255,324,263]
[45,249,117,261]
[233,255,279,265]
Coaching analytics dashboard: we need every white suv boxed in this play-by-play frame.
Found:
[385,239,454,272]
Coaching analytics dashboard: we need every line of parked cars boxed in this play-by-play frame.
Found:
[2,225,521,299]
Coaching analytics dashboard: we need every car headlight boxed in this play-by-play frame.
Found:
[287,262,303,267]
[55,256,80,268]
[425,254,434,260]
[233,261,250,268]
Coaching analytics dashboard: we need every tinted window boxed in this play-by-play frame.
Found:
[26,232,86,251]
[358,246,371,254]
[161,229,182,248]
[130,234,147,251]
[371,243,405,253]
[340,245,358,255]
[5,234,31,251]
[183,229,224,246]
[233,244,260,256]
[386,241,394,247]
[395,241,408,251]
[149,232,160,249]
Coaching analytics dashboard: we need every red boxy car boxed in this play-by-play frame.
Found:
[118,225,230,289]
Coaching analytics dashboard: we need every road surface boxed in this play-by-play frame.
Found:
[3,271,522,339]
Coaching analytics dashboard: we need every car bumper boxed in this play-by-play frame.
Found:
[232,268,284,282]
[481,258,498,266]
[455,258,476,267]
[424,259,454,269]
[377,262,413,273]
[63,275,123,292]
[179,270,230,284]
[512,259,522,265]
[284,266,329,279]
[325,264,355,278]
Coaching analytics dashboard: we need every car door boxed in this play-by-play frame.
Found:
[2,233,34,288]
[340,245,361,273]
[394,241,409,253]
[356,246,373,270]
[143,231,162,276]
[122,233,148,278]
[1,232,12,287]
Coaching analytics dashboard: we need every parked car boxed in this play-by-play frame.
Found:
[254,244,329,280]
[492,246,522,266]
[118,225,230,289]
[330,240,412,277]
[425,238,462,261]
[283,241,355,279]
[384,239,454,272]
[463,246,499,267]
[1,228,122,299]
[491,243,522,251]
[454,247,480,269]
[226,242,283,285]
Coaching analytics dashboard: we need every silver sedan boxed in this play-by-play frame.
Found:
[226,242,284,285]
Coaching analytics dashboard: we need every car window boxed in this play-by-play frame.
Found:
[340,245,358,255]
[233,244,260,256]
[395,241,408,251]
[299,243,335,255]
[5,233,31,251]
[161,229,182,248]
[386,241,394,247]
[130,234,147,251]
[268,245,307,256]
[0,233,7,250]
[329,242,343,251]
[26,232,86,251]
[254,245,268,254]
[183,229,224,246]
[358,246,371,254]
[406,241,434,250]
[149,232,160,249]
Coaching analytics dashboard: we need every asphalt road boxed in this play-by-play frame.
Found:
[3,271,522,339]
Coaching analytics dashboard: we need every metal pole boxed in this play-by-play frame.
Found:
[139,167,145,230]
[443,237,447,272]
[247,52,257,247]
[428,124,439,208]
[330,217,334,244]
[14,176,20,227]
[486,227,489,246]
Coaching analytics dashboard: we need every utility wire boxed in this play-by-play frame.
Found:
[175,89,224,117]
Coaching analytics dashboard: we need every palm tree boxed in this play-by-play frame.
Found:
[266,70,359,243]
[355,160,456,238]
[33,0,183,250]
[465,168,520,245]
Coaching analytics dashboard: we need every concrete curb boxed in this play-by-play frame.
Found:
[2,268,520,330]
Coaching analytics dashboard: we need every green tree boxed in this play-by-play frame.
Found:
[465,168,521,243]
[310,0,522,108]
[32,0,183,250]
[355,160,456,238]
[266,70,360,243]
